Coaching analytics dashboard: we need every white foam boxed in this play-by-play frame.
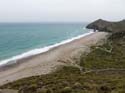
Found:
[0,31,94,66]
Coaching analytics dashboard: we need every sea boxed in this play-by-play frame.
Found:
[0,23,92,66]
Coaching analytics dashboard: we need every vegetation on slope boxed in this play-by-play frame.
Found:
[80,36,125,70]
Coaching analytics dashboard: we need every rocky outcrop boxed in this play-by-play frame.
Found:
[0,89,18,93]
[86,19,125,33]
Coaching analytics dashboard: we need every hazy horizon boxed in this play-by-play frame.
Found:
[0,0,124,22]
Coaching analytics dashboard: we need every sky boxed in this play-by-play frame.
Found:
[0,0,124,22]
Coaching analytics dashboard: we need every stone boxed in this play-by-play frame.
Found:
[0,89,18,93]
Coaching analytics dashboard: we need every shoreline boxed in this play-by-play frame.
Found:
[0,31,93,66]
[0,32,108,86]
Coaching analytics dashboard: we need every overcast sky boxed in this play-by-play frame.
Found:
[0,0,124,22]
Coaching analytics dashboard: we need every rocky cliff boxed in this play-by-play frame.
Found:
[86,19,125,33]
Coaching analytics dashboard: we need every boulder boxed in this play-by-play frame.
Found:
[0,89,18,93]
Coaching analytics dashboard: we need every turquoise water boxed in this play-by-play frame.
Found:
[0,23,89,64]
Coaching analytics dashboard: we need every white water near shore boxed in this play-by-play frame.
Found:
[0,31,94,66]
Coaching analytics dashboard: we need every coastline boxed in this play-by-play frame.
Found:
[0,32,108,86]
[0,31,93,66]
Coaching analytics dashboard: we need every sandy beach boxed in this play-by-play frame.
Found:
[0,32,108,86]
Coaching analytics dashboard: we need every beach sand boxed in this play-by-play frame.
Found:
[0,32,108,86]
